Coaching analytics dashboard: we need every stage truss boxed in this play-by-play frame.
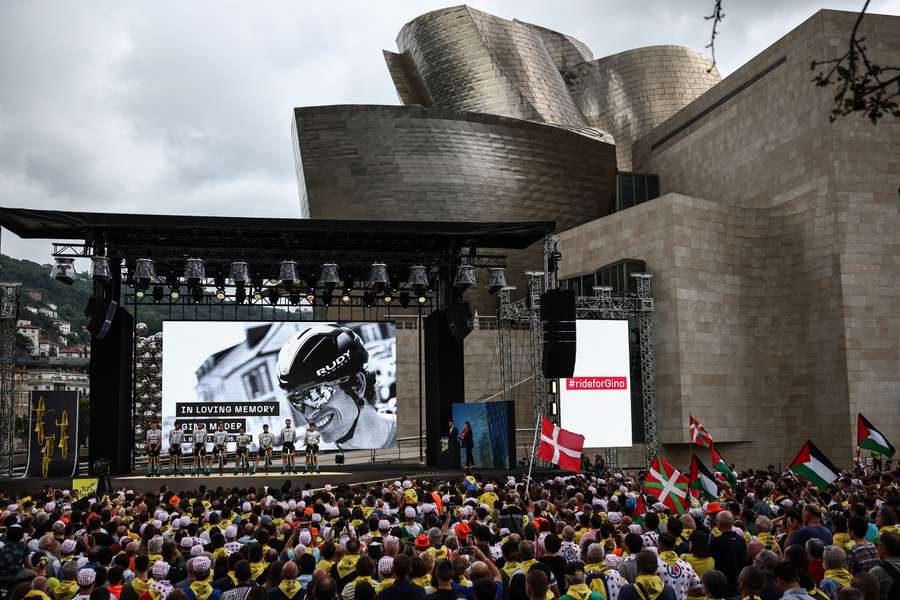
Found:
[497,260,657,469]
[0,284,19,478]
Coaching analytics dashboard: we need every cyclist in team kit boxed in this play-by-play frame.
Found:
[280,418,296,474]
[145,420,162,477]
[192,421,209,475]
[235,424,252,474]
[168,426,184,475]
[212,421,228,475]
[304,421,321,473]
[255,424,274,474]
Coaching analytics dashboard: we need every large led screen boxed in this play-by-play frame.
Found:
[162,322,397,450]
[559,319,632,447]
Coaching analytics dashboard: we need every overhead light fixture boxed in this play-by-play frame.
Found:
[267,287,280,305]
[50,257,77,285]
[133,258,156,284]
[135,289,146,299]
[289,291,301,306]
[230,261,250,285]
[488,267,507,295]
[322,290,334,306]
[252,288,264,302]
[215,289,226,302]
[408,265,427,291]
[279,260,300,288]
[369,263,389,295]
[91,257,111,282]
[341,292,351,304]
[417,294,427,305]
[184,258,205,286]
[383,293,393,305]
[399,291,410,308]
[363,291,375,308]
[318,263,341,291]
[305,288,317,304]
[454,264,475,292]
[152,285,164,303]
[169,285,181,301]
[191,286,204,303]
[235,287,247,304]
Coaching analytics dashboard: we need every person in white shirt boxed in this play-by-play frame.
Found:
[167,427,184,475]
[304,422,321,473]
[280,418,296,474]
[212,421,228,475]
[192,422,208,475]
[255,424,274,474]
[235,425,252,474]
[145,420,162,477]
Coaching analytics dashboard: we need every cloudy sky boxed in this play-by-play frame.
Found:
[2,0,898,265]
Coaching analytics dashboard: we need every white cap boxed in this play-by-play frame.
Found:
[192,556,211,573]
[402,480,412,489]
[77,568,96,586]
[404,506,416,519]
[299,529,312,545]
[152,561,170,580]
[378,519,390,530]
[224,525,237,539]
[242,502,251,512]
[62,539,77,554]
[190,544,205,557]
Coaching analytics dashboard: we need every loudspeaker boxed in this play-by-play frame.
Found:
[84,297,118,339]
[424,311,465,466]
[89,306,133,475]
[541,289,577,378]
[445,302,473,341]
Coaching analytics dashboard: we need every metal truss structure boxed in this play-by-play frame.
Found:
[498,271,658,469]
[0,284,19,478]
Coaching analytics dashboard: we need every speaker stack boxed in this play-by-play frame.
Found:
[541,289,577,378]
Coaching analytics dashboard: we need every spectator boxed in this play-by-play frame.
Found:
[806,541,826,584]
[701,571,728,600]
[772,564,815,600]
[818,547,850,600]
[738,566,765,600]
[710,512,747,598]
[847,573,878,600]
[845,518,879,575]
[869,532,900,600]
[787,508,832,549]
[617,552,676,600]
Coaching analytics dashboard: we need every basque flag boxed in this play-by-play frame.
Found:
[690,415,713,448]
[536,416,584,472]
[857,413,895,459]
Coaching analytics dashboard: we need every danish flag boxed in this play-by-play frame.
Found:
[536,417,584,473]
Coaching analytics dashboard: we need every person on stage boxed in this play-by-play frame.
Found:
[192,421,209,475]
[255,423,274,474]
[168,426,184,475]
[460,421,474,468]
[304,422,321,473]
[235,424,252,474]
[146,420,162,477]
[280,419,297,474]
[447,420,461,469]
[276,324,397,449]
[212,422,228,475]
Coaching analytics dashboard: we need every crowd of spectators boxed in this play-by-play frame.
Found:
[0,465,897,600]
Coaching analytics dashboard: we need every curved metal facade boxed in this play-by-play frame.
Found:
[565,46,721,169]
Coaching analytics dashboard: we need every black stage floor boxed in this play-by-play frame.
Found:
[1,464,559,495]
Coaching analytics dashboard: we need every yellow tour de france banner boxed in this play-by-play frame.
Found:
[26,390,79,478]
[71,478,99,498]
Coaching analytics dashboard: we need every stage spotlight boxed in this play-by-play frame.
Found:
[185,258,205,286]
[215,289,226,301]
[323,290,334,306]
[169,285,181,301]
[318,263,341,291]
[454,264,475,292]
[417,294,427,305]
[135,289,146,299]
[383,293,393,305]
[341,292,351,304]
[50,257,77,285]
[399,291,410,308]
[363,291,375,308]
[289,291,301,306]
[230,261,249,285]
[235,286,247,304]
[253,288,264,302]
[133,258,155,284]
[91,256,111,282]
[191,286,204,303]
[152,285,164,303]
[267,287,280,305]
[305,288,317,304]
[279,260,300,288]
[488,267,507,295]
[369,263,389,294]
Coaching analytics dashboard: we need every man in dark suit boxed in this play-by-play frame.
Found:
[447,420,461,468]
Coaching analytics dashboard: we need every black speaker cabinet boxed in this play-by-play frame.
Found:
[541,289,577,378]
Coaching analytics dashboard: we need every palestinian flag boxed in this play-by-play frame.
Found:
[857,413,895,459]
[789,440,840,490]
[644,456,690,514]
[711,444,738,491]
[688,454,719,501]
[690,415,713,448]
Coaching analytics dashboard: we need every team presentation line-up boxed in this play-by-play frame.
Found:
[142,418,323,476]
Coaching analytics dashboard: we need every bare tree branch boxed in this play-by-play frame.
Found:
[811,0,900,123]
[704,0,725,73]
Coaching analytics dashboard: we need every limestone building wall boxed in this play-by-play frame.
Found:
[562,10,900,468]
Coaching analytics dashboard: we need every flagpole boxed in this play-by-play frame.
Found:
[525,411,541,496]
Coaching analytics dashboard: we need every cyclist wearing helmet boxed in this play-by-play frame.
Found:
[276,324,397,449]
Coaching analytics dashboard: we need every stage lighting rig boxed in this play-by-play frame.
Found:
[318,263,341,291]
[91,256,111,282]
[235,286,247,304]
[399,291,410,308]
[169,285,181,301]
[253,288,264,302]
[454,264,475,292]
[279,260,300,289]
[152,285,164,303]
[50,257,77,285]
[191,286,204,304]
[341,292,351,304]
[408,265,429,302]
[488,267,507,295]
[322,290,334,306]
[383,292,393,305]
[230,261,250,285]
[305,288,317,304]
[289,290,301,306]
[184,258,205,286]
[363,291,375,308]
[369,263,389,295]
[215,289,226,301]
[267,287,280,305]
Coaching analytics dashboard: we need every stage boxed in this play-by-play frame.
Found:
[0,463,564,495]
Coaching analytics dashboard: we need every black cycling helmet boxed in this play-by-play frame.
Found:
[276,324,368,391]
